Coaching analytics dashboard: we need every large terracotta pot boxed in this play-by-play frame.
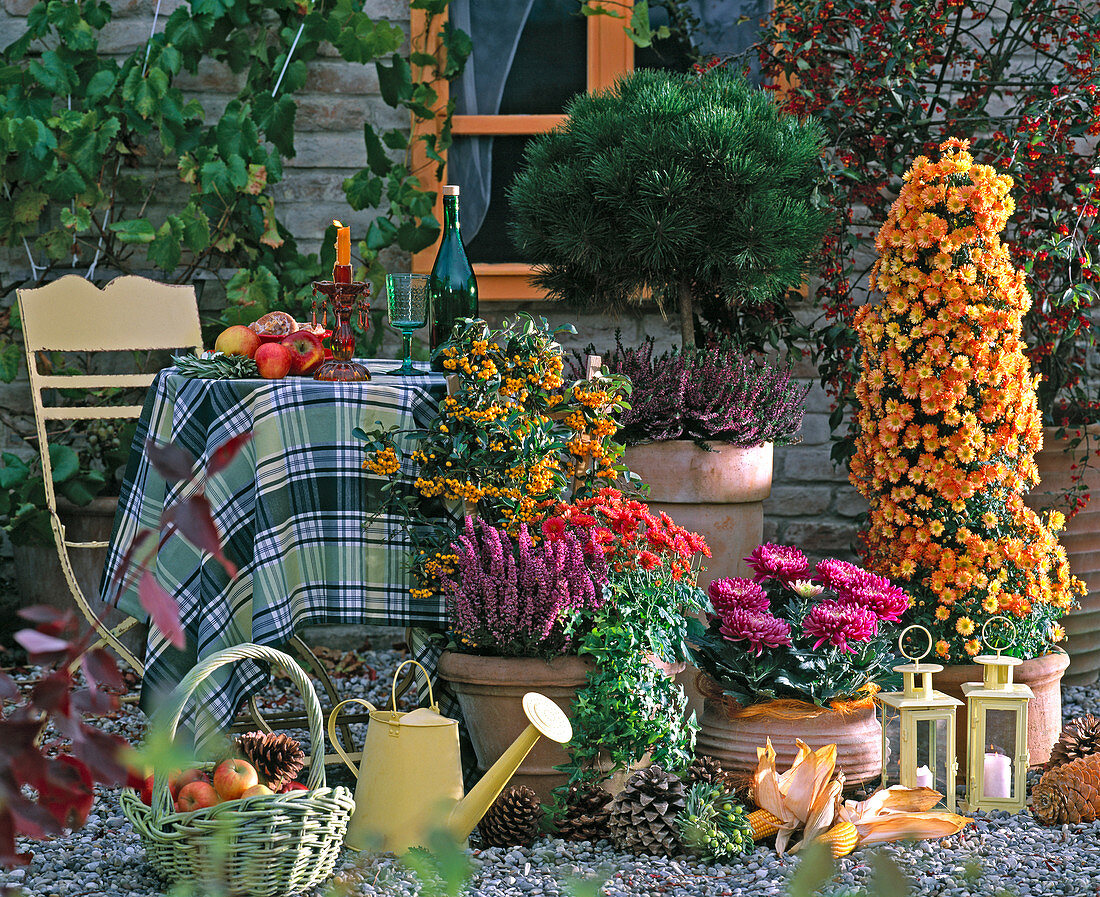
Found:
[437,651,594,804]
[624,440,772,590]
[935,651,1069,772]
[695,698,882,788]
[1028,425,1100,685]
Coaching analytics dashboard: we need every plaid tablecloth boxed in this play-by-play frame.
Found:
[100,361,451,744]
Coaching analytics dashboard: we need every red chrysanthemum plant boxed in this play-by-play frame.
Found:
[687,545,910,712]
[849,138,1085,662]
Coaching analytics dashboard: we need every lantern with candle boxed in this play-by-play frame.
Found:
[962,617,1032,813]
[876,625,962,812]
[311,220,371,381]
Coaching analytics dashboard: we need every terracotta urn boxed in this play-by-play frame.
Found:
[437,651,594,804]
[1026,425,1100,685]
[624,440,772,590]
[935,650,1069,772]
[695,697,882,789]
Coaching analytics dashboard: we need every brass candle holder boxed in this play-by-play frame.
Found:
[310,275,371,382]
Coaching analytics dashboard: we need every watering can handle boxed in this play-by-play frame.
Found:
[326,698,378,776]
[391,659,437,712]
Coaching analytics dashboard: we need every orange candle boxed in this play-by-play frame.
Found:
[333,219,351,266]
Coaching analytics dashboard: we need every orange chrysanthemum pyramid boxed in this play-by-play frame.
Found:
[850,138,1083,661]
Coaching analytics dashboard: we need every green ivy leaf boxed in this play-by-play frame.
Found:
[13,190,48,224]
[109,218,157,244]
[48,444,80,484]
[344,170,383,210]
[28,50,73,94]
[0,345,21,385]
[376,54,412,107]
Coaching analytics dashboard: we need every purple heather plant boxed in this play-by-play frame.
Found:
[575,334,808,447]
[687,543,912,707]
[441,517,608,658]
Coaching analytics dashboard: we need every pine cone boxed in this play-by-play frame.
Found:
[478,785,543,848]
[556,783,612,842]
[235,732,307,790]
[1047,715,1100,771]
[1033,751,1100,825]
[609,765,685,856]
[685,756,726,788]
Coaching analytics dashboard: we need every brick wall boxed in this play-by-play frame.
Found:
[0,0,863,558]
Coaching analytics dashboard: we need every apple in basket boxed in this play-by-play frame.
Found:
[176,781,220,812]
[242,784,275,798]
[280,781,308,794]
[168,767,210,799]
[213,758,259,801]
[281,330,325,376]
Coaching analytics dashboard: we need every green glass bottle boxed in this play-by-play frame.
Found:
[429,185,479,370]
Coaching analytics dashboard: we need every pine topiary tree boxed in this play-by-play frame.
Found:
[850,138,1084,662]
[507,66,828,350]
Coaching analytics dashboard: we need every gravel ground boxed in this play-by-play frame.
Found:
[2,647,1099,897]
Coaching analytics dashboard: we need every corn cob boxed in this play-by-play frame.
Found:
[816,819,858,858]
[747,808,782,840]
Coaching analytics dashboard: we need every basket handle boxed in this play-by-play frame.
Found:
[326,698,377,776]
[391,659,436,713]
[151,643,328,812]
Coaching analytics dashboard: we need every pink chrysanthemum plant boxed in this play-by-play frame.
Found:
[687,544,911,709]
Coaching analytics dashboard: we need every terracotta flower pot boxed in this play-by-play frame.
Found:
[695,697,882,788]
[624,440,772,590]
[1027,425,1100,685]
[437,651,594,804]
[934,651,1068,773]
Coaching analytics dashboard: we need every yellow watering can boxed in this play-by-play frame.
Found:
[327,660,572,853]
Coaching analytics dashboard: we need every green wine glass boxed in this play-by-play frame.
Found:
[386,273,430,375]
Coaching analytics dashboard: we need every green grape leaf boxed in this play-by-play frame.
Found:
[109,218,156,243]
[362,123,392,177]
[0,453,29,489]
[253,93,296,157]
[0,344,21,384]
[376,54,412,107]
[365,216,398,250]
[344,170,383,210]
[148,218,183,271]
[13,190,48,224]
[28,51,72,94]
[48,444,80,484]
[85,69,118,101]
[59,205,92,231]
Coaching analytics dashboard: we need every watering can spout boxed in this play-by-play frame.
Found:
[447,693,573,841]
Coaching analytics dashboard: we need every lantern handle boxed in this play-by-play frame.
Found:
[898,624,933,662]
[981,615,1017,656]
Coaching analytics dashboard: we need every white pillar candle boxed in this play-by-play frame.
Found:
[915,765,934,789]
[983,752,1011,799]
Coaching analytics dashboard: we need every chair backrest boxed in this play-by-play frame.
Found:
[17,275,202,516]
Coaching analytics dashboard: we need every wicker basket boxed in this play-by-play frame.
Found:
[120,643,355,897]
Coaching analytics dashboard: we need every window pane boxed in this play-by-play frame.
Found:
[500,0,587,115]
[460,136,533,263]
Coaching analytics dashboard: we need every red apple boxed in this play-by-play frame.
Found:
[140,774,155,806]
[279,781,309,794]
[171,768,210,798]
[281,330,325,376]
[176,780,220,812]
[241,783,274,799]
[254,342,293,379]
[214,325,261,359]
[213,758,259,801]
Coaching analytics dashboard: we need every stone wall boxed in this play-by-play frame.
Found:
[0,0,863,559]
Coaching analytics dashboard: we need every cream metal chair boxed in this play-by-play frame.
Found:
[17,275,204,673]
[18,276,370,755]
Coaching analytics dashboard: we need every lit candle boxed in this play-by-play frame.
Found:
[983,751,1011,799]
[334,219,351,266]
[915,765,934,789]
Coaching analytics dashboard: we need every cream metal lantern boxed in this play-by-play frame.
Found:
[876,625,962,811]
[962,617,1032,813]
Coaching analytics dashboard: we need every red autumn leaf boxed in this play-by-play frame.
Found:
[16,606,77,638]
[1,718,46,756]
[30,672,71,717]
[81,648,123,692]
[0,672,17,701]
[5,791,61,840]
[70,688,117,716]
[108,527,153,594]
[162,494,238,579]
[138,571,185,649]
[145,439,195,481]
[72,727,130,785]
[14,629,71,664]
[0,810,32,866]
[37,756,94,830]
[207,431,254,477]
